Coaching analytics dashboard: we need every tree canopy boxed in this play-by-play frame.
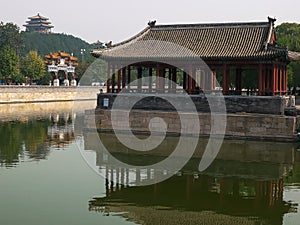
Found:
[20,51,46,83]
[276,23,300,90]
[21,32,92,60]
[0,22,23,54]
[0,45,20,84]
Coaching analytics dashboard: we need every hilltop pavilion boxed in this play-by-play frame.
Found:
[23,13,54,33]
[92,17,300,96]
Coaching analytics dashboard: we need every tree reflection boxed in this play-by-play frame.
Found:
[0,112,76,167]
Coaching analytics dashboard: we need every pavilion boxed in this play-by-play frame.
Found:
[45,51,78,86]
[23,13,54,33]
[92,17,298,96]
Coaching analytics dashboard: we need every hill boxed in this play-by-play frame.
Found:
[20,32,93,60]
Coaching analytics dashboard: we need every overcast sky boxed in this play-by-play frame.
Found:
[1,0,300,44]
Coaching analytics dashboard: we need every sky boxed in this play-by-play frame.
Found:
[1,0,300,44]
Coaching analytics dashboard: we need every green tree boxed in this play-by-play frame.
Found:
[21,32,91,59]
[20,51,46,84]
[0,45,20,84]
[276,23,300,51]
[276,23,300,92]
[76,58,107,85]
[0,22,23,54]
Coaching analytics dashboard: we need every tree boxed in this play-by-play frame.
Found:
[76,58,107,85]
[0,22,23,54]
[0,45,20,84]
[276,23,300,92]
[20,51,46,84]
[276,23,300,51]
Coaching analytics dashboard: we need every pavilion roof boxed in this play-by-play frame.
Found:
[24,23,54,28]
[92,18,290,62]
[28,13,49,20]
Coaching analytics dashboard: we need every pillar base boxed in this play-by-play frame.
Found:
[53,79,60,86]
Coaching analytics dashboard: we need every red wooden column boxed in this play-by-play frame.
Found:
[200,70,205,91]
[279,65,282,95]
[137,66,142,93]
[275,64,279,95]
[156,64,160,93]
[235,68,242,95]
[265,66,272,95]
[188,65,195,94]
[168,68,172,93]
[171,67,177,93]
[148,67,153,93]
[117,66,121,93]
[127,66,131,91]
[265,67,269,95]
[192,68,196,93]
[111,64,115,93]
[284,65,288,94]
[162,67,166,93]
[183,70,187,92]
[106,62,111,93]
[262,66,267,95]
[122,67,126,90]
[258,64,263,96]
[212,70,216,92]
[222,64,229,95]
[204,71,208,91]
[272,64,277,96]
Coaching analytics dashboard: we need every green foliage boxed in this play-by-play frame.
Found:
[77,58,107,85]
[276,23,300,51]
[276,23,300,90]
[288,61,300,90]
[21,32,92,60]
[38,71,52,85]
[0,45,20,83]
[20,51,46,83]
[0,22,23,54]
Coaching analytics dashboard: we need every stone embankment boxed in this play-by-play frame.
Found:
[85,109,298,141]
[0,86,102,103]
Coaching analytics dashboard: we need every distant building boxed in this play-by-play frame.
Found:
[45,52,78,86]
[23,13,54,33]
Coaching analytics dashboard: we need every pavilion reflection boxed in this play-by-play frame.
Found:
[46,112,76,149]
[84,131,299,225]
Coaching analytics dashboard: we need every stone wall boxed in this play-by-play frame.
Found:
[0,86,101,103]
[97,93,294,115]
[85,109,298,141]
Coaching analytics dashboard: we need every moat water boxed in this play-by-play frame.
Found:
[0,101,300,225]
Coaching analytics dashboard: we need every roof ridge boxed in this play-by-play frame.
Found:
[152,21,269,30]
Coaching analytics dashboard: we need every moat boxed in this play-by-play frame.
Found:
[1,101,300,225]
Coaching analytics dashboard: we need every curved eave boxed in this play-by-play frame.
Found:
[107,26,151,48]
[288,51,300,61]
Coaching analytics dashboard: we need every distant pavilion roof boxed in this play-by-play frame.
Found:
[92,18,291,62]
[27,13,49,20]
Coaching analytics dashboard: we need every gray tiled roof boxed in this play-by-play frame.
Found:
[92,19,288,61]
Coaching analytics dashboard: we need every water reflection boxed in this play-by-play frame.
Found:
[47,113,76,149]
[84,130,300,225]
[0,112,76,167]
[89,175,293,225]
